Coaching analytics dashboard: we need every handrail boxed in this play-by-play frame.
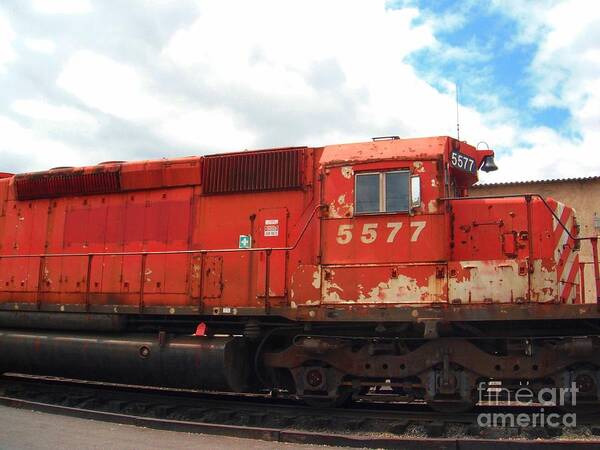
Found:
[442,192,600,303]
[441,193,585,240]
[0,204,323,259]
[0,203,323,312]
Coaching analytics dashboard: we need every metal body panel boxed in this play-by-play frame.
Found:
[256,207,288,298]
[0,136,587,320]
[321,263,447,304]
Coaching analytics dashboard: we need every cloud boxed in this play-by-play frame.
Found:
[57,50,166,121]
[475,0,600,183]
[17,1,543,178]
[0,115,91,172]
[528,1,600,126]
[159,108,256,150]
[31,0,92,15]
[56,49,257,152]
[0,10,16,69]
[160,0,497,149]
[12,99,98,131]
[24,38,56,54]
[0,0,596,186]
[55,1,467,153]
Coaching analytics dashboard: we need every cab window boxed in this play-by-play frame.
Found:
[355,171,409,214]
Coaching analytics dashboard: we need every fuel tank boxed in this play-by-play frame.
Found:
[0,330,250,392]
[0,312,127,332]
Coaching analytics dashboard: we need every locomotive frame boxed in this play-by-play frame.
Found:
[2,135,600,411]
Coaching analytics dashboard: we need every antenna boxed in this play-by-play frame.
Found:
[455,82,460,141]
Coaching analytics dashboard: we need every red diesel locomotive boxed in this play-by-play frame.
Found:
[1,135,600,411]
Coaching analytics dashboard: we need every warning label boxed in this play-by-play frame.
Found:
[264,219,279,237]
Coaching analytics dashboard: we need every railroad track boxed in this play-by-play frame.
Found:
[2,374,600,449]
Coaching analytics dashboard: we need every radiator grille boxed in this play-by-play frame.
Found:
[202,147,305,194]
[15,170,121,200]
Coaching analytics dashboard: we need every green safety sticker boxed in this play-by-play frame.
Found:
[239,235,252,249]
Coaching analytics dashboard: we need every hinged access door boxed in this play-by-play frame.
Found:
[190,254,223,300]
[256,207,288,298]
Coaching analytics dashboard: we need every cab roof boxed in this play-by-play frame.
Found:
[319,136,455,167]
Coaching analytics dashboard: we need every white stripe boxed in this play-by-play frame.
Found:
[553,203,565,232]
[555,213,572,261]
[555,227,569,260]
[559,249,577,299]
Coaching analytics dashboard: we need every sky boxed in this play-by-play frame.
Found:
[0,0,599,183]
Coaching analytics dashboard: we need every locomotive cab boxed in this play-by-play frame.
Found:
[316,136,579,306]
[317,136,494,306]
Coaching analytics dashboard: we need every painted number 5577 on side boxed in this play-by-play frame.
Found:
[336,221,426,245]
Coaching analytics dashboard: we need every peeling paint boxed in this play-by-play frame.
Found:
[323,290,346,303]
[312,268,321,289]
[427,199,438,213]
[412,161,425,173]
[450,260,528,304]
[341,166,353,179]
[191,264,201,279]
[322,270,442,304]
[530,259,557,302]
[360,275,434,303]
[323,279,343,294]
[329,193,354,218]
[290,265,321,306]
[43,267,51,285]
[329,203,353,218]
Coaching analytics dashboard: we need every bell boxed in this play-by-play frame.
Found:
[480,155,498,172]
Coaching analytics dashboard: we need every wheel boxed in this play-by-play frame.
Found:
[557,366,600,415]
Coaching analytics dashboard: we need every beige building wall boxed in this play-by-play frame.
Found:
[472,178,600,303]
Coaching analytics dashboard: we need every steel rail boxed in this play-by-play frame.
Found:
[0,375,600,449]
[0,394,597,449]
[9,373,600,424]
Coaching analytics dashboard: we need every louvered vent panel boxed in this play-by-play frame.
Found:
[202,148,304,194]
[15,170,121,200]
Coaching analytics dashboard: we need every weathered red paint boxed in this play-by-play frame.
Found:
[592,237,600,303]
[0,136,587,316]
